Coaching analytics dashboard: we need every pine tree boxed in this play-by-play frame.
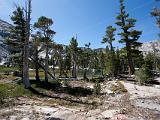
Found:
[5,6,26,73]
[34,16,56,83]
[115,48,121,75]
[98,50,106,77]
[64,46,71,77]
[116,0,142,75]
[69,37,78,78]
[83,42,91,80]
[53,44,64,77]
[151,0,160,28]
[102,26,116,78]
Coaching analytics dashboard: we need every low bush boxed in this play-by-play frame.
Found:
[135,65,153,85]
[111,81,127,94]
[89,78,104,83]
[0,83,33,106]
[0,66,18,73]
[13,71,22,77]
[0,74,2,79]
[0,88,7,105]
[61,80,69,87]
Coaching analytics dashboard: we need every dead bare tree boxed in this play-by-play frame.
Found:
[23,0,31,88]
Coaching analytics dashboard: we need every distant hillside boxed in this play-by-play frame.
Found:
[139,40,160,56]
[0,19,12,65]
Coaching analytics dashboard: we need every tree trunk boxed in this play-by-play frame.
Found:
[101,69,104,77]
[35,50,40,81]
[23,0,31,88]
[45,42,49,83]
[52,59,55,77]
[59,66,62,77]
[83,68,87,79]
[23,46,30,88]
[126,43,135,75]
[72,60,77,78]
[110,43,115,78]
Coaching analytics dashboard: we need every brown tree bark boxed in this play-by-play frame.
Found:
[35,49,40,81]
[126,42,135,75]
[45,41,49,83]
[23,0,31,88]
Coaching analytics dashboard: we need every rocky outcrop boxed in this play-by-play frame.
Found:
[139,40,160,57]
[0,19,12,64]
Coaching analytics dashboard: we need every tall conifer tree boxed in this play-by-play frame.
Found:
[116,0,142,75]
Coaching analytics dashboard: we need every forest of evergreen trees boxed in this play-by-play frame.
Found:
[3,0,160,88]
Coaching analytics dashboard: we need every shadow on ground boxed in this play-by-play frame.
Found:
[46,117,64,120]
[29,80,93,97]
[28,80,94,105]
[148,79,160,85]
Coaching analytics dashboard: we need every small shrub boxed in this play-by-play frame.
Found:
[0,88,7,105]
[13,71,22,77]
[135,65,153,85]
[61,80,69,87]
[111,81,127,94]
[0,83,32,100]
[93,81,101,95]
[64,80,69,87]
[90,78,104,83]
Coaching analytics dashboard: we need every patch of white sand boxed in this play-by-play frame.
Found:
[122,81,160,99]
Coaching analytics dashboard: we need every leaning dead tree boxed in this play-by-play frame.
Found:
[23,0,31,88]
[29,56,56,80]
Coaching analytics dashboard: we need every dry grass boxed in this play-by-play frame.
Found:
[29,70,45,78]
[47,98,81,108]
[0,74,16,81]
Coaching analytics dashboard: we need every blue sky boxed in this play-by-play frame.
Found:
[0,0,159,48]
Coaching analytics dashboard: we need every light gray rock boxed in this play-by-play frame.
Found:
[101,110,119,119]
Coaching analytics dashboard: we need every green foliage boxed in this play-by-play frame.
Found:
[69,37,79,78]
[104,59,112,75]
[65,46,72,72]
[69,37,78,53]
[102,26,116,77]
[34,16,56,82]
[0,87,7,104]
[116,0,142,74]
[151,3,160,28]
[135,67,153,85]
[34,16,56,44]
[34,16,54,31]
[135,56,154,85]
[93,81,101,95]
[89,50,99,70]
[63,80,69,87]
[0,83,33,105]
[0,66,18,73]
[89,78,104,83]
[102,26,116,45]
[4,6,26,70]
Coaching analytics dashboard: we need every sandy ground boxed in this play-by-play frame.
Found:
[122,81,160,99]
